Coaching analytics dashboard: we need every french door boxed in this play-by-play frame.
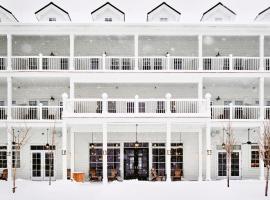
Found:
[31,150,55,181]
[217,151,241,178]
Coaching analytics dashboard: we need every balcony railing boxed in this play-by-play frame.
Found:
[0,57,7,70]
[10,106,62,120]
[0,106,7,120]
[211,105,260,120]
[74,56,102,70]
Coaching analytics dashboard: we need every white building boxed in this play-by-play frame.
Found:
[0,1,269,183]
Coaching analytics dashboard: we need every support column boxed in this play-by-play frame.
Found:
[120,142,124,179]
[7,34,12,71]
[260,77,265,120]
[62,122,67,180]
[260,124,265,180]
[149,142,152,179]
[7,77,12,120]
[134,34,138,70]
[260,35,264,71]
[102,123,108,183]
[198,35,203,71]
[69,34,74,71]
[70,129,75,176]
[7,125,12,182]
[198,129,203,181]
[205,123,212,180]
[166,122,171,182]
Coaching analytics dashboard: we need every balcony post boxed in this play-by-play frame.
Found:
[166,53,170,70]
[70,128,75,178]
[7,77,12,120]
[102,53,106,71]
[260,124,265,180]
[102,93,108,114]
[166,93,172,114]
[7,125,12,182]
[62,93,68,117]
[260,35,264,71]
[102,122,108,183]
[260,77,265,120]
[62,121,67,180]
[70,34,74,71]
[39,103,43,120]
[198,35,203,71]
[205,93,211,117]
[135,95,139,113]
[166,121,171,182]
[229,54,233,71]
[229,103,233,120]
[198,129,203,181]
[39,53,43,70]
[134,34,138,71]
[7,34,12,71]
[205,122,212,180]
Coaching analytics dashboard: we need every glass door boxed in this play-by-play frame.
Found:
[217,151,241,178]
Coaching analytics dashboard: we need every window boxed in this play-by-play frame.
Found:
[0,57,5,70]
[107,143,120,176]
[89,143,103,177]
[105,17,112,22]
[251,146,260,168]
[127,102,134,113]
[49,18,56,21]
[215,17,223,21]
[0,146,7,168]
[0,146,20,168]
[160,17,168,22]
[108,101,116,113]
[152,143,166,176]
[138,102,145,113]
[171,143,183,176]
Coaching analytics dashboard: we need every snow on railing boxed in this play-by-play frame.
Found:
[74,56,102,70]
[169,57,199,71]
[211,105,260,120]
[0,106,7,120]
[11,106,62,120]
[0,57,7,70]
[105,57,135,71]
[138,57,167,70]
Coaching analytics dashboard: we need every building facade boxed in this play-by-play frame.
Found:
[0,2,270,183]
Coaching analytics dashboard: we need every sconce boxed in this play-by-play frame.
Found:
[207,150,212,155]
[61,150,66,155]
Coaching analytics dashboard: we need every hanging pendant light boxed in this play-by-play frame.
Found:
[246,128,252,145]
[90,132,95,149]
[134,124,139,148]
[45,128,50,149]
[12,129,16,145]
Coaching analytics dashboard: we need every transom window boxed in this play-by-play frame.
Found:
[251,145,260,168]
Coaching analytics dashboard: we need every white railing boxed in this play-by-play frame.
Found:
[138,57,167,70]
[265,106,270,119]
[0,57,7,70]
[11,106,62,120]
[171,100,204,113]
[105,57,135,70]
[42,56,69,70]
[264,57,270,71]
[12,56,40,70]
[0,106,7,120]
[169,57,199,71]
[72,99,102,113]
[74,56,102,70]
[232,57,260,71]
[211,105,260,120]
[203,57,230,71]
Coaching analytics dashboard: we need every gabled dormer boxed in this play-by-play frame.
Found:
[200,2,236,22]
[91,2,125,22]
[0,5,18,22]
[147,2,181,22]
[255,7,270,22]
[35,2,71,22]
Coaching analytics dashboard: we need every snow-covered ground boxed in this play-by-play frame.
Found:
[0,179,267,200]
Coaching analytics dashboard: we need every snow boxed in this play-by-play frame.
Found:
[0,179,268,200]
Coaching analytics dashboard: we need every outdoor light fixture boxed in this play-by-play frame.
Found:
[134,124,139,148]
[45,128,50,149]
[12,129,16,145]
[242,128,258,145]
[222,128,225,149]
[179,132,183,146]
[90,132,95,149]
[62,150,66,155]
[207,150,212,155]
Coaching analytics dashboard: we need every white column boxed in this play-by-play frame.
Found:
[260,124,265,180]
[198,35,203,71]
[260,35,264,71]
[7,34,12,71]
[134,34,138,70]
[70,129,75,176]
[134,95,139,113]
[7,77,12,120]
[102,93,108,114]
[166,53,170,70]
[62,122,67,180]
[166,93,171,114]
[166,122,171,181]
[205,122,212,180]
[120,142,124,178]
[7,125,12,182]
[102,123,108,183]
[102,53,106,71]
[69,34,74,71]
[198,129,203,181]
[229,54,233,71]
[260,77,264,120]
[149,142,153,179]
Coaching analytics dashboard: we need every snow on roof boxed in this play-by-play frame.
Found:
[0,5,18,22]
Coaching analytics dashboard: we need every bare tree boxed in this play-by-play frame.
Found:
[9,125,31,193]
[48,123,56,186]
[259,121,270,196]
[223,122,236,188]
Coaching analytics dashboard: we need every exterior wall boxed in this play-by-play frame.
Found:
[202,36,259,56]
[0,36,7,56]
[92,7,124,22]
[264,36,270,56]
[12,36,70,56]
[147,6,180,22]
[139,36,198,56]
[75,36,134,56]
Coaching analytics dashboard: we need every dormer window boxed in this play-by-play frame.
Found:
[160,17,168,22]
[215,17,223,22]
[105,17,112,22]
[49,17,56,22]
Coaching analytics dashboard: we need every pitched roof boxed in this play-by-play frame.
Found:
[147,2,181,16]
[35,2,71,21]
[255,6,270,20]
[200,2,236,21]
[0,5,18,22]
[91,2,125,19]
